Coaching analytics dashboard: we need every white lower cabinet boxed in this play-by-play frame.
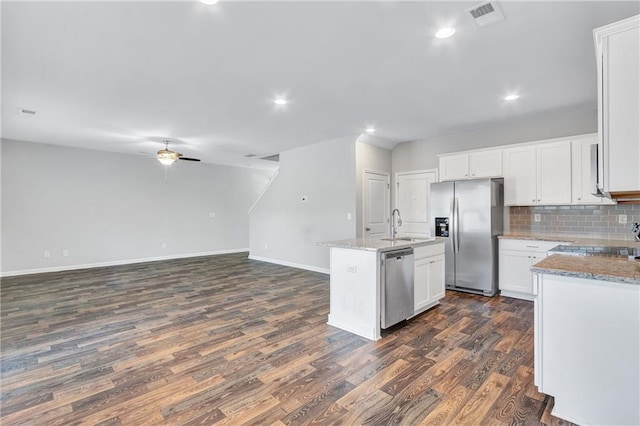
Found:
[414,245,445,314]
[499,239,564,300]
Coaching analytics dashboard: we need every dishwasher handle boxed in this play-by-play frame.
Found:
[382,248,414,260]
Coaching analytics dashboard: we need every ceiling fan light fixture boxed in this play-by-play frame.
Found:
[157,155,177,166]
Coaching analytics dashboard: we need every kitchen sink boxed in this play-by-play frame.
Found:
[381,237,435,242]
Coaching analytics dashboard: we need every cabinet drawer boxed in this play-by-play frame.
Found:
[499,239,565,253]
[414,243,445,259]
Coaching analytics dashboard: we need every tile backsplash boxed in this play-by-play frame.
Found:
[509,204,640,241]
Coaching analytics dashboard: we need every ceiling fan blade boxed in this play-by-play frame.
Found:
[178,157,201,162]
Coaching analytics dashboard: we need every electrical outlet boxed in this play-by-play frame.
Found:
[62,250,69,257]
[161,242,167,249]
[618,214,627,224]
[346,265,357,273]
[43,251,50,259]
[208,212,216,218]
[347,212,352,220]
[534,214,541,222]
[264,243,269,249]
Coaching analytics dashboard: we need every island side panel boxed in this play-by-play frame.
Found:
[539,274,640,426]
[327,247,380,340]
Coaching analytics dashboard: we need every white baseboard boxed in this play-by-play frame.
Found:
[327,313,379,341]
[1,248,249,278]
[248,255,329,274]
[499,290,535,301]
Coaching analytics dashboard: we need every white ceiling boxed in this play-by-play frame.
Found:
[2,1,639,169]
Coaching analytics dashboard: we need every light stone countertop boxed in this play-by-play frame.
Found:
[531,254,640,285]
[500,233,640,248]
[318,236,446,253]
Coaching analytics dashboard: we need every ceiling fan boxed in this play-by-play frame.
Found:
[156,140,201,165]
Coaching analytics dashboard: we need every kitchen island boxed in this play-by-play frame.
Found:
[531,253,639,425]
[318,237,446,340]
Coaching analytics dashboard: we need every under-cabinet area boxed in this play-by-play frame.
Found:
[320,237,445,341]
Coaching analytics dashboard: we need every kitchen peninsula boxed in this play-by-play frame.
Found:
[531,249,640,425]
[319,237,445,340]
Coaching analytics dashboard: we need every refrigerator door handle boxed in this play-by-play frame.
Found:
[450,198,456,253]
[454,197,460,253]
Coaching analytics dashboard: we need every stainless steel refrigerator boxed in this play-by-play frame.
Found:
[430,179,503,296]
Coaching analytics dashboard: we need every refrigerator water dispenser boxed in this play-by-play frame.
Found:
[435,217,449,237]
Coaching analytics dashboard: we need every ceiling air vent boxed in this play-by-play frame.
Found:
[465,1,504,27]
[261,154,280,162]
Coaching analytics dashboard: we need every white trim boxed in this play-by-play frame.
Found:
[1,248,249,277]
[248,255,329,274]
[248,169,279,214]
[327,313,379,341]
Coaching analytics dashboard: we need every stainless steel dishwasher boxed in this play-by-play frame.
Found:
[380,248,414,329]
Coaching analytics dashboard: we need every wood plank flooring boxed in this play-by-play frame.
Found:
[1,252,569,425]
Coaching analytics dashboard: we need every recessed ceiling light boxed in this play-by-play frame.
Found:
[504,94,520,101]
[199,0,219,5]
[273,97,288,106]
[365,127,376,134]
[435,27,456,39]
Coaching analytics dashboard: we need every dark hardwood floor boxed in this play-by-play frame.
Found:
[1,252,570,425]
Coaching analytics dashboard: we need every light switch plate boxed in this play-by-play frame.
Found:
[619,214,627,224]
[534,214,541,222]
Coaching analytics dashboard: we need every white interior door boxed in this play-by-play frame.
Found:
[396,170,437,237]
[363,171,390,238]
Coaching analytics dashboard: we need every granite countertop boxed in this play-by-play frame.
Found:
[318,236,446,253]
[531,254,640,285]
[500,233,640,248]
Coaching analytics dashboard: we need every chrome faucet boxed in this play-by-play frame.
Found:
[391,209,403,239]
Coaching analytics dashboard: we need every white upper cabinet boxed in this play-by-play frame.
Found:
[571,137,616,204]
[469,150,503,178]
[537,141,572,204]
[503,146,537,205]
[504,141,572,206]
[594,15,640,197]
[439,153,469,181]
[439,149,502,181]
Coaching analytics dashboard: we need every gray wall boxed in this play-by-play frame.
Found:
[249,135,357,272]
[392,108,597,174]
[1,139,272,275]
[355,138,392,238]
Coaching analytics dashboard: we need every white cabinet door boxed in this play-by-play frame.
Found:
[571,137,616,204]
[596,16,640,194]
[414,248,445,314]
[414,257,430,312]
[427,254,445,301]
[504,146,537,206]
[499,250,534,295]
[499,239,561,300]
[537,141,572,205]
[469,150,502,179]
[439,154,469,181]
